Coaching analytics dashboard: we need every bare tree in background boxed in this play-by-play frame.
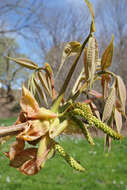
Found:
[0,0,44,39]
[0,0,45,100]
[0,0,91,100]
[96,0,127,84]
[0,36,29,101]
[31,5,90,94]
[1,0,126,89]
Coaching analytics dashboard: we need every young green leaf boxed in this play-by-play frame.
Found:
[95,38,99,65]
[104,134,112,153]
[45,63,53,76]
[37,136,51,168]
[84,47,89,80]
[49,120,68,139]
[102,86,116,122]
[84,0,95,19]
[33,77,48,106]
[7,57,38,70]
[28,74,36,96]
[37,71,52,97]
[45,72,52,93]
[88,89,102,99]
[90,102,101,119]
[71,69,84,95]
[116,75,126,113]
[52,34,90,112]
[86,35,96,85]
[114,108,122,133]
[84,0,95,32]
[101,74,111,99]
[56,41,81,78]
[101,35,114,70]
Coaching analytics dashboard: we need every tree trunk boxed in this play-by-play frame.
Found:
[7,84,15,102]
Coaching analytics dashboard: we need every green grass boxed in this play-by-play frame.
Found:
[0,117,17,126]
[0,118,127,190]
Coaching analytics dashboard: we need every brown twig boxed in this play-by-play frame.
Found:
[0,122,26,138]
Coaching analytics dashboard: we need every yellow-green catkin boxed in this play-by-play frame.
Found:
[91,116,123,140]
[72,102,93,119]
[70,103,123,140]
[83,124,95,145]
[54,143,85,172]
[71,115,94,146]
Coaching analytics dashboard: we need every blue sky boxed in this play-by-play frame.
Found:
[16,0,97,62]
[3,0,98,65]
[1,0,126,89]
[15,0,90,62]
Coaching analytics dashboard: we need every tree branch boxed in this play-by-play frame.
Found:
[0,122,27,138]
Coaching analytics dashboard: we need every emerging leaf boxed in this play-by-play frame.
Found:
[7,57,38,70]
[37,71,52,97]
[8,148,37,168]
[21,85,39,114]
[88,90,102,99]
[37,136,53,168]
[86,35,96,85]
[84,0,95,32]
[17,120,49,141]
[5,148,39,175]
[102,86,116,122]
[49,118,60,137]
[49,120,68,139]
[84,0,95,19]
[84,48,89,80]
[28,74,36,96]
[33,77,48,106]
[101,74,111,99]
[56,41,81,78]
[9,139,25,161]
[101,35,114,70]
[21,85,56,119]
[45,63,53,76]
[30,107,56,120]
[116,75,126,113]
[114,108,122,133]
[104,134,112,153]
[95,38,99,65]
[19,158,38,176]
[90,102,101,119]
